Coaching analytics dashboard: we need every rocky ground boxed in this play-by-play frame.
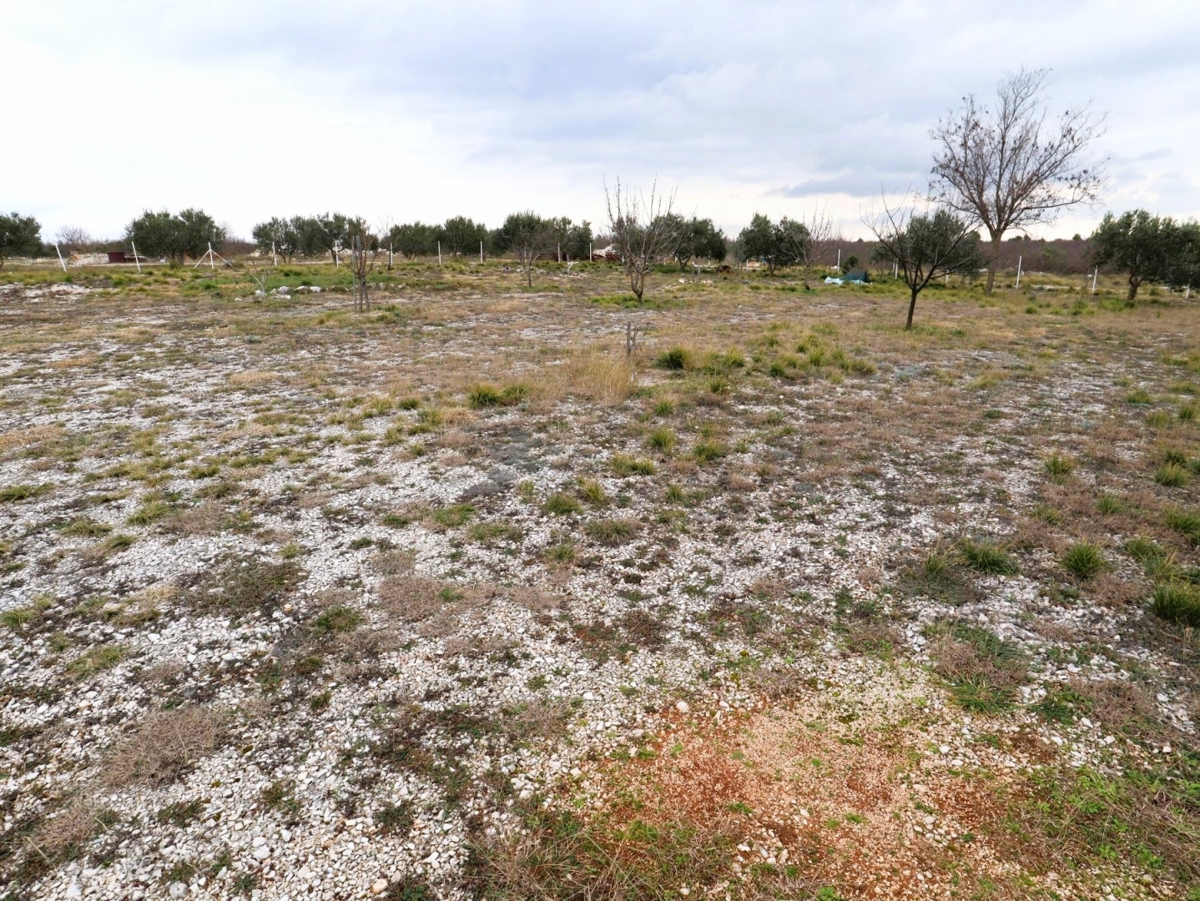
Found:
[1,266,1197,900]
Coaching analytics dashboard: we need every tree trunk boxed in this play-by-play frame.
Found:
[984,231,1003,294]
[631,271,644,303]
[1128,277,1140,303]
[905,289,919,330]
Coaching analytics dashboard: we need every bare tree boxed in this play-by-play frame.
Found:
[930,67,1105,293]
[349,229,380,312]
[604,178,682,303]
[56,226,92,254]
[867,197,986,330]
[779,206,837,290]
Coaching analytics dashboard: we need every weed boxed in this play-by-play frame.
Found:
[543,493,583,515]
[0,483,51,503]
[101,707,225,787]
[693,440,727,464]
[1062,543,1106,580]
[653,347,692,371]
[432,503,475,528]
[66,644,127,680]
[584,518,641,546]
[1151,582,1200,627]
[544,541,577,566]
[1153,462,1189,487]
[610,453,656,476]
[1096,494,1124,515]
[1165,508,1200,544]
[648,427,677,454]
[260,779,301,818]
[1043,453,1075,479]
[182,558,303,615]
[959,539,1018,575]
[576,477,609,506]
[1125,388,1153,405]
[313,605,365,635]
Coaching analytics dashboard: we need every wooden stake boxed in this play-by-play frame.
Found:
[1015,255,1022,289]
[54,243,67,273]
[131,242,141,273]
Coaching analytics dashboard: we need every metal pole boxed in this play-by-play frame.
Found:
[893,261,898,279]
[54,243,67,273]
[438,241,442,266]
[209,243,215,271]
[1015,255,1022,289]
[131,242,141,273]
[480,240,483,263]
[1091,267,1098,294]
[272,241,277,267]
[836,248,841,270]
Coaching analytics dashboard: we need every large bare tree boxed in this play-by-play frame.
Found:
[930,67,1105,293]
[780,206,837,290]
[604,178,682,303]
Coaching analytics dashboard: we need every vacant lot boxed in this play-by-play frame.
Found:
[1,261,1197,901]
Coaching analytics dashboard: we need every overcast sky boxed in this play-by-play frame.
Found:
[4,1,1199,242]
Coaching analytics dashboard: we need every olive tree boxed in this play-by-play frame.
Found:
[869,202,985,330]
[441,216,488,257]
[1089,210,1194,302]
[737,214,808,275]
[930,67,1105,293]
[124,209,225,266]
[668,216,727,271]
[296,213,348,263]
[0,213,42,268]
[251,218,300,263]
[604,178,682,303]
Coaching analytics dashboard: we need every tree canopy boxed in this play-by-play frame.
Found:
[870,206,985,329]
[667,216,727,270]
[1089,210,1200,301]
[495,212,555,286]
[0,212,42,268]
[251,217,301,262]
[124,209,225,265]
[737,214,808,274]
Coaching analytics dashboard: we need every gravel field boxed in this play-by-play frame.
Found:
[1,266,1197,900]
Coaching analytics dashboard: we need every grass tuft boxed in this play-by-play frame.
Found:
[959,538,1018,575]
[1061,542,1106,580]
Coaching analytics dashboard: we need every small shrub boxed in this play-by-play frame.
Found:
[1150,582,1200,627]
[959,539,1018,575]
[543,493,582,516]
[1062,543,1106,580]
[1043,453,1075,479]
[653,347,691,371]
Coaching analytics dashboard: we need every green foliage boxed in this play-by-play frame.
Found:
[250,217,300,262]
[1165,508,1200,544]
[736,213,810,274]
[872,208,986,329]
[692,440,727,464]
[468,383,528,408]
[1089,210,1200,301]
[648,427,677,454]
[610,454,655,476]
[666,215,727,269]
[1154,463,1189,487]
[125,208,226,265]
[0,211,42,267]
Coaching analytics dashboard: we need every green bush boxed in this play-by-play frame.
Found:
[653,347,691,371]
